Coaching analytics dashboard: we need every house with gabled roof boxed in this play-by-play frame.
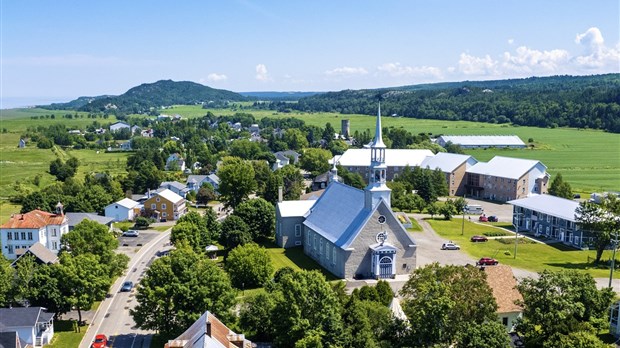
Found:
[0,307,55,347]
[420,152,478,196]
[187,174,220,192]
[276,106,417,279]
[333,148,433,182]
[145,189,186,221]
[11,242,59,266]
[465,156,549,202]
[165,311,251,348]
[159,181,190,198]
[65,212,114,231]
[481,265,523,332]
[0,205,68,260]
[165,153,186,171]
[109,121,130,132]
[104,198,140,222]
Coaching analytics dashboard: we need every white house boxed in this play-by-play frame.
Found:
[187,174,220,192]
[166,153,186,171]
[332,148,433,181]
[104,198,140,222]
[0,307,54,348]
[109,121,130,132]
[0,206,68,260]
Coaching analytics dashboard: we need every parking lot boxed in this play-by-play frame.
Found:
[463,197,514,223]
[117,231,162,258]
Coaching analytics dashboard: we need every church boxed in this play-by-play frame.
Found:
[275,106,417,279]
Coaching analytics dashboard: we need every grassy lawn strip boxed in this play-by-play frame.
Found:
[257,240,337,281]
[47,320,87,348]
[426,218,613,278]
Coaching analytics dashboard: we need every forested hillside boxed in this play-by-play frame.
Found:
[42,80,247,115]
[293,74,620,132]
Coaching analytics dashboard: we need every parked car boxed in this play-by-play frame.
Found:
[91,334,108,348]
[470,235,488,242]
[441,242,460,250]
[122,230,139,237]
[478,215,488,222]
[488,216,498,222]
[477,257,499,266]
[509,332,524,347]
[120,281,134,292]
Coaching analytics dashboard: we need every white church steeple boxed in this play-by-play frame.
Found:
[365,103,391,209]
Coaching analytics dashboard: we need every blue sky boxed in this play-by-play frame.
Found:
[2,1,619,107]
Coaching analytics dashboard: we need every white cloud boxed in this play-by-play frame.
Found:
[255,64,271,81]
[324,66,368,77]
[206,73,227,82]
[377,62,442,78]
[573,27,620,69]
[457,53,498,76]
[502,46,570,74]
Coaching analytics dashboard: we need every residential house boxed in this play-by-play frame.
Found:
[141,129,154,137]
[187,174,220,192]
[11,242,59,266]
[159,181,190,198]
[166,153,186,171]
[272,150,301,171]
[276,108,417,279]
[0,206,68,260]
[65,212,114,231]
[419,152,478,196]
[131,125,141,135]
[248,124,260,133]
[104,198,140,222]
[482,265,523,332]
[436,135,526,149]
[18,139,26,148]
[508,194,587,248]
[0,331,26,348]
[312,171,330,191]
[109,121,130,132]
[145,189,187,221]
[0,307,54,348]
[165,311,251,348]
[333,148,433,182]
[157,114,172,121]
[466,156,549,202]
[68,129,81,135]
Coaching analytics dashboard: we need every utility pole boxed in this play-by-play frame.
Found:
[610,230,618,288]
[514,210,522,259]
[461,194,466,236]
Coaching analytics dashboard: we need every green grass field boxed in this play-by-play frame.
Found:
[259,240,337,281]
[46,320,87,348]
[426,218,616,278]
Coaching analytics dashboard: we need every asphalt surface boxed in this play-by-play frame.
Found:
[80,229,172,348]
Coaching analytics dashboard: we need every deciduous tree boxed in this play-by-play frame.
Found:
[233,198,275,240]
[218,158,257,209]
[225,243,273,288]
[549,173,574,199]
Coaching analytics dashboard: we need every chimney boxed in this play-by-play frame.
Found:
[278,186,283,203]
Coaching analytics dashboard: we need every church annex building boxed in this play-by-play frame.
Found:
[276,106,417,279]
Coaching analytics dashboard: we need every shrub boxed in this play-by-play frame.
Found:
[483,231,509,237]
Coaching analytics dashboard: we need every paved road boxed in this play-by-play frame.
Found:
[80,229,172,348]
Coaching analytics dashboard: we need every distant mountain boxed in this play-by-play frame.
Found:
[41,95,114,110]
[293,74,620,133]
[40,80,247,114]
[240,91,323,101]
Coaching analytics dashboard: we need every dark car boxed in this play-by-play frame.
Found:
[509,332,524,347]
[477,257,499,266]
[488,216,498,222]
[120,281,133,292]
[470,235,488,242]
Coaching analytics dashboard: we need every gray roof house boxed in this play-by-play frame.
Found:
[419,152,478,196]
[159,181,190,198]
[276,106,417,279]
[508,194,588,248]
[187,174,220,192]
[0,331,26,348]
[11,242,59,266]
[0,307,54,348]
[65,212,115,230]
[436,135,526,149]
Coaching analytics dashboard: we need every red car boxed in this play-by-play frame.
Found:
[479,215,488,222]
[91,334,107,348]
[477,257,499,266]
[470,235,488,243]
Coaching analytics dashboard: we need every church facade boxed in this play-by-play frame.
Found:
[275,106,417,279]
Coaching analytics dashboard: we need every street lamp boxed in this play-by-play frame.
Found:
[513,210,522,259]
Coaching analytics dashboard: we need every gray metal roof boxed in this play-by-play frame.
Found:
[0,307,53,328]
[508,194,579,222]
[66,213,114,227]
[467,156,544,180]
[22,243,59,264]
[303,182,370,248]
[160,181,188,191]
[419,152,477,173]
[438,135,525,146]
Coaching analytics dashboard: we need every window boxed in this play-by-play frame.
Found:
[52,241,58,250]
[319,239,323,254]
[307,232,311,246]
[151,203,156,210]
[314,236,317,250]
[21,232,26,240]
[162,212,167,218]
[326,245,330,261]
[14,232,20,240]
[161,203,167,210]
[52,229,57,237]
[6,232,11,240]
[295,241,302,246]
[294,224,301,237]
[332,248,336,264]
[27,232,33,240]
[502,317,508,326]
[7,246,13,254]
[156,198,160,202]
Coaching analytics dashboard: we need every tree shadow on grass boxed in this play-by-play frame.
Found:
[545,262,608,271]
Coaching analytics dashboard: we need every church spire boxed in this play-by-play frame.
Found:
[329,160,340,184]
[364,104,391,209]
[370,103,386,149]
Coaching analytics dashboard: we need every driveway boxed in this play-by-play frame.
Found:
[463,197,514,223]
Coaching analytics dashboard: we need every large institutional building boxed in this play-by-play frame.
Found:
[276,107,417,279]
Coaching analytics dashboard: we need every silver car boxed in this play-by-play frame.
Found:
[441,242,460,250]
[122,230,139,237]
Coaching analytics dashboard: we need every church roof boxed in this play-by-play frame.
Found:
[303,182,370,248]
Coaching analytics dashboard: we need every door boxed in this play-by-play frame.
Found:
[379,256,393,279]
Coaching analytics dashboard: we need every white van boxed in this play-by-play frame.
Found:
[464,204,484,214]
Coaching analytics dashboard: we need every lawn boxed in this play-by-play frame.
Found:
[258,240,337,281]
[46,320,87,348]
[426,218,615,278]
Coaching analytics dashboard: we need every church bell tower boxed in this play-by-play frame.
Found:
[365,104,391,209]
